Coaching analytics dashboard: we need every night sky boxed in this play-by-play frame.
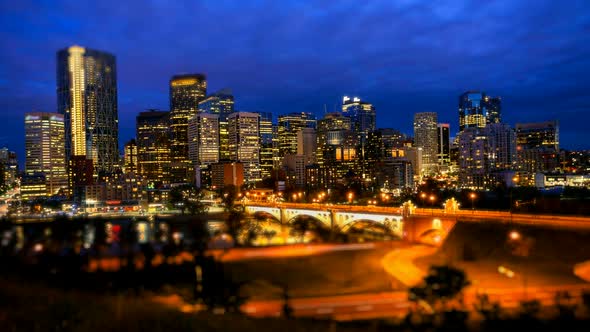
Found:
[1,0,589,163]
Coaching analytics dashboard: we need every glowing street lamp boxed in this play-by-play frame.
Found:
[420,192,427,207]
[347,192,354,204]
[469,192,477,210]
[509,230,521,241]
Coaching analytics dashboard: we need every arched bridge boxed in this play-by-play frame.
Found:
[245,204,405,238]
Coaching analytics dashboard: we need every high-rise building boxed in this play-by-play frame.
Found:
[515,120,560,179]
[228,112,261,184]
[485,96,502,125]
[458,91,502,132]
[458,124,516,189]
[199,89,234,160]
[341,96,376,135]
[123,139,138,174]
[316,112,356,186]
[169,74,207,183]
[437,123,450,165]
[277,112,316,157]
[136,110,171,187]
[188,113,219,187]
[516,121,559,152]
[259,112,275,179]
[57,45,119,176]
[413,112,438,172]
[297,128,317,165]
[24,112,68,196]
[0,148,18,186]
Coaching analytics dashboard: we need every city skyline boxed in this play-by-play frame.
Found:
[1,0,590,164]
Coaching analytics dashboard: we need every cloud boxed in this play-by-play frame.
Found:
[0,0,589,163]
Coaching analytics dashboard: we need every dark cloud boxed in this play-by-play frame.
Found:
[1,0,589,163]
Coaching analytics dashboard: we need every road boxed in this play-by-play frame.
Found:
[246,202,590,230]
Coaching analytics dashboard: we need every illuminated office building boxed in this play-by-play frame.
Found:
[297,128,317,165]
[228,112,261,184]
[458,91,502,132]
[515,120,560,179]
[437,123,450,165]
[459,123,516,189]
[136,110,171,187]
[169,73,207,183]
[259,112,275,179]
[199,89,234,160]
[277,112,316,157]
[123,139,138,174]
[57,45,119,175]
[0,148,18,186]
[341,96,376,135]
[413,112,438,172]
[316,112,356,186]
[24,112,68,195]
[188,113,219,187]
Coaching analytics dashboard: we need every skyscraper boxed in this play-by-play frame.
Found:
[259,112,275,179]
[169,73,207,183]
[228,112,261,184]
[458,91,502,132]
[123,139,138,174]
[24,112,67,195]
[437,123,450,165]
[316,112,356,186]
[188,113,219,188]
[458,124,516,189]
[277,112,316,157]
[341,96,376,135]
[297,128,317,165]
[515,120,560,179]
[57,45,119,176]
[188,113,220,167]
[136,110,171,187]
[413,112,438,172]
[199,89,234,160]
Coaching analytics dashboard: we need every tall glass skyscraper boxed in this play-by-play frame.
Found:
[57,45,119,176]
[199,89,234,160]
[136,110,171,187]
[228,112,261,184]
[169,73,207,183]
[259,112,275,179]
[277,112,316,157]
[24,112,68,195]
[458,91,502,132]
[413,112,438,172]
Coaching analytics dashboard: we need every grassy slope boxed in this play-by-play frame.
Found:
[0,277,362,332]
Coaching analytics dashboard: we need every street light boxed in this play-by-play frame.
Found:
[510,176,519,217]
[347,192,354,204]
[420,193,427,207]
[469,192,476,211]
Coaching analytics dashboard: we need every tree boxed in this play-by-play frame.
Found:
[409,265,470,311]
[168,185,208,216]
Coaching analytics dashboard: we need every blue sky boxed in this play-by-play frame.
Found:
[1,0,589,162]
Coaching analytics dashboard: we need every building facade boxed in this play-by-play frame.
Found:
[413,112,438,173]
[228,112,261,184]
[437,123,450,165]
[277,112,316,157]
[169,74,207,183]
[24,112,68,196]
[458,91,501,132]
[57,45,119,176]
[136,110,171,187]
[198,89,234,160]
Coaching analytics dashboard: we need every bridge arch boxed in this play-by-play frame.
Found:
[343,219,402,239]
